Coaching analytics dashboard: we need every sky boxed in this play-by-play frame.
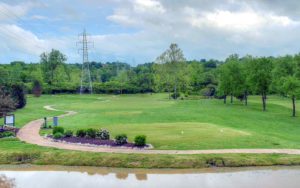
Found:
[0,0,299,65]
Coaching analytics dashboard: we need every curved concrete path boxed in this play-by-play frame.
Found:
[17,106,300,155]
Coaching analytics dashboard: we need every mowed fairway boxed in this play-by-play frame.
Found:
[17,94,300,150]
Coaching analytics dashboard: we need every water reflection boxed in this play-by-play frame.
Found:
[0,166,300,188]
[115,172,129,180]
[0,175,16,188]
[135,173,147,181]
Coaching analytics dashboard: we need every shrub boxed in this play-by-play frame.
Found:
[76,129,87,137]
[96,129,110,140]
[115,134,127,145]
[11,84,26,109]
[86,128,97,138]
[0,131,15,138]
[53,132,64,139]
[64,130,73,138]
[32,80,42,97]
[42,123,47,129]
[171,92,180,99]
[134,135,146,146]
[52,126,64,135]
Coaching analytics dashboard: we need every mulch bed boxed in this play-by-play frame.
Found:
[48,136,150,149]
[0,126,19,133]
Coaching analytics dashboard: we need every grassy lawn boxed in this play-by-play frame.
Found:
[1,93,300,168]
[10,93,300,150]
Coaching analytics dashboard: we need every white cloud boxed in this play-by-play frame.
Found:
[185,8,299,31]
[0,24,73,62]
[2,0,300,64]
[30,15,48,20]
[107,13,138,27]
[0,1,42,22]
[133,0,165,13]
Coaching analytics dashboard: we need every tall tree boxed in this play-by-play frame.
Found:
[248,57,273,111]
[282,76,300,117]
[236,55,252,106]
[218,54,240,104]
[273,55,300,117]
[218,63,231,104]
[155,43,187,99]
[40,49,67,85]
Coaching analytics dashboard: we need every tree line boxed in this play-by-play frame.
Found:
[1,44,300,116]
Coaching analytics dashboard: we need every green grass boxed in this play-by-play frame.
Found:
[2,138,300,168]
[32,93,300,150]
[2,93,300,168]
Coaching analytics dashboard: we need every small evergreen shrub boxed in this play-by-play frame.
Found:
[171,92,180,99]
[96,129,110,140]
[134,135,146,146]
[86,128,97,138]
[76,129,87,137]
[0,131,15,138]
[64,130,73,138]
[115,134,127,145]
[52,126,64,135]
[53,132,64,139]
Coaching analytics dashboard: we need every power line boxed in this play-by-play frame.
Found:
[77,29,93,94]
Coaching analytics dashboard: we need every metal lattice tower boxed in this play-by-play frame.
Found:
[77,29,93,94]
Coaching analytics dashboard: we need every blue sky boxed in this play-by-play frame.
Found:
[0,0,300,65]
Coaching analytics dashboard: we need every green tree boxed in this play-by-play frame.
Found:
[155,43,187,99]
[248,57,273,111]
[115,69,128,94]
[282,76,300,117]
[272,54,300,117]
[218,63,231,104]
[40,49,67,85]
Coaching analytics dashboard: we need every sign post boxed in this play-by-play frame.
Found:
[4,114,15,127]
[53,117,58,126]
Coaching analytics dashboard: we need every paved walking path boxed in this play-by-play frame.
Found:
[17,106,300,155]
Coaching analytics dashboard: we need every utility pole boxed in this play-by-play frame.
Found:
[77,29,93,94]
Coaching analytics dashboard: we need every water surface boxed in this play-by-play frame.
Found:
[0,165,299,188]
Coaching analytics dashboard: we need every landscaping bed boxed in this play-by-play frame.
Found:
[0,126,19,138]
[48,135,151,149]
[47,127,150,149]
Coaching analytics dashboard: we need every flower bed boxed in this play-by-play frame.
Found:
[48,135,151,149]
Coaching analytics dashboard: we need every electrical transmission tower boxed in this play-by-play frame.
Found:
[77,29,93,94]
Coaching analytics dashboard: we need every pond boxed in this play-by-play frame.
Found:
[0,165,299,188]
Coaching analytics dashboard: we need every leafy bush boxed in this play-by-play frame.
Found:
[86,128,97,138]
[32,80,42,97]
[96,129,110,140]
[171,92,180,99]
[64,130,73,138]
[53,132,64,139]
[76,129,87,137]
[52,126,64,135]
[134,135,146,146]
[42,123,47,129]
[115,134,128,145]
[11,84,27,109]
[0,131,15,138]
